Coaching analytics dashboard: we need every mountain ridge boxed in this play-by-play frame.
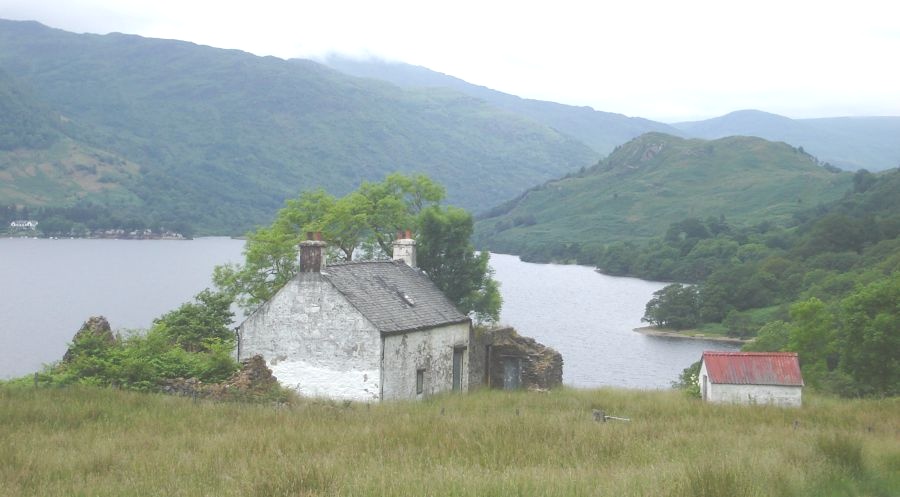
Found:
[321,55,681,156]
[324,57,900,172]
[672,109,900,171]
[0,19,597,234]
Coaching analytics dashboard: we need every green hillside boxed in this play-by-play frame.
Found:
[0,20,596,234]
[674,110,900,171]
[0,68,139,209]
[474,133,853,259]
[323,55,680,156]
[0,68,60,150]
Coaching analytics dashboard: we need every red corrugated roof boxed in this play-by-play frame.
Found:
[701,352,803,386]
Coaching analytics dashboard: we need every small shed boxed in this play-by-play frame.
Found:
[699,351,803,407]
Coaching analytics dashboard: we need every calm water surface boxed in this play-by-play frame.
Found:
[489,253,739,388]
[0,238,245,378]
[0,239,738,386]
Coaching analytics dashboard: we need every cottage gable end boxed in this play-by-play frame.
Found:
[237,272,383,401]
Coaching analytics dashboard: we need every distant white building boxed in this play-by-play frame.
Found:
[699,351,804,407]
[9,220,38,230]
[236,232,472,401]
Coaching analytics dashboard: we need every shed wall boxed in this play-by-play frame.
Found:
[237,273,382,401]
[381,322,470,400]
[708,383,802,407]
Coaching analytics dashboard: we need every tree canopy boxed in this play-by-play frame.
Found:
[214,173,501,323]
[642,284,700,330]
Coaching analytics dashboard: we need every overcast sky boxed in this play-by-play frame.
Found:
[3,0,899,122]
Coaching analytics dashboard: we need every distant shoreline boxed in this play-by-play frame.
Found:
[633,326,749,344]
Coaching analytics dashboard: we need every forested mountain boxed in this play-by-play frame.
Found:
[673,110,900,171]
[0,20,596,234]
[0,68,59,150]
[322,55,680,156]
[0,67,143,211]
[474,133,853,260]
[325,58,900,173]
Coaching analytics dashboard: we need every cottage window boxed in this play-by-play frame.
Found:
[416,369,425,395]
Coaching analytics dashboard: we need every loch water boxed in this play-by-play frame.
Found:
[0,238,738,386]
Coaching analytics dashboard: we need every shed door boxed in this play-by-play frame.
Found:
[503,357,521,390]
[701,375,708,401]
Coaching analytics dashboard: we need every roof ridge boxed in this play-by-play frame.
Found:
[326,259,397,267]
[703,351,797,356]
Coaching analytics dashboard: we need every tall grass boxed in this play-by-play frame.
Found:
[0,386,897,496]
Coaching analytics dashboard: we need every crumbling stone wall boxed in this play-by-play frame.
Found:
[62,316,116,363]
[160,355,280,401]
[470,327,563,390]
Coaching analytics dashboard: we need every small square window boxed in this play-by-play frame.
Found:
[416,369,425,395]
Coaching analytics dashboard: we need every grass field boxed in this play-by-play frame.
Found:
[1,386,897,496]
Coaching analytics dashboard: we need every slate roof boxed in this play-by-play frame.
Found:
[702,352,804,387]
[322,260,469,334]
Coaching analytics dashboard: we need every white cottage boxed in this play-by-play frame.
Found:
[236,233,471,401]
[699,351,804,407]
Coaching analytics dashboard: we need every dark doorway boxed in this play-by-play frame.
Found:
[503,357,521,390]
[452,347,465,391]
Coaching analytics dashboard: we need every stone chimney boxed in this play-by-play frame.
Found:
[299,231,326,272]
[392,229,416,267]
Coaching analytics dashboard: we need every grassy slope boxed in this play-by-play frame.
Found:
[475,133,853,256]
[0,20,596,234]
[0,66,140,208]
[1,386,897,496]
[0,138,140,207]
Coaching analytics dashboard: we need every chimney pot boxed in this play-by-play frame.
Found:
[392,229,416,267]
[299,235,327,273]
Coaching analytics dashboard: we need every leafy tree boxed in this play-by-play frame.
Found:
[722,310,755,339]
[836,273,900,396]
[642,284,700,330]
[797,213,865,256]
[665,217,710,254]
[596,241,639,275]
[742,320,792,352]
[152,289,235,353]
[215,173,500,322]
[213,223,303,310]
[787,298,837,388]
[417,206,501,323]
[356,173,445,255]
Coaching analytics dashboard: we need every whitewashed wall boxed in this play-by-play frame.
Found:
[237,273,382,401]
[381,322,470,400]
[708,383,802,407]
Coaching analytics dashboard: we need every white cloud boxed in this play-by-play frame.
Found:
[1,0,898,121]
